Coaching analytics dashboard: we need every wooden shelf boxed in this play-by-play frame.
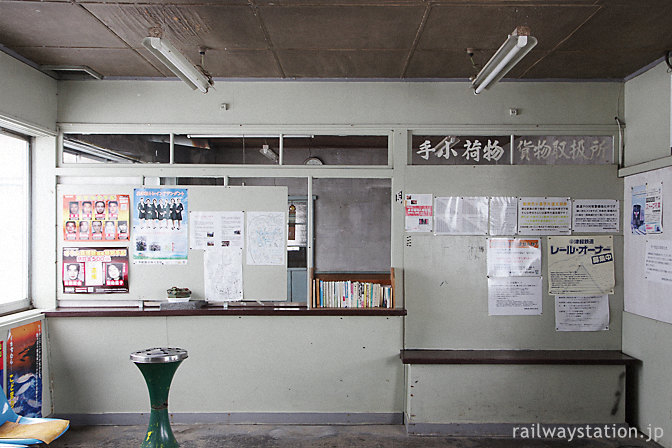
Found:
[310,268,395,309]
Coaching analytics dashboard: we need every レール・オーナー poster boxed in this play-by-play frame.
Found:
[7,321,42,417]
[133,188,188,264]
[63,247,129,294]
[62,194,130,242]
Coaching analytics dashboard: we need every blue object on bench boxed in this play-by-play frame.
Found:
[0,386,69,445]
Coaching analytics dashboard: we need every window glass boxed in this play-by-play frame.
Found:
[63,134,170,164]
[0,132,29,307]
[283,136,388,166]
[175,136,281,165]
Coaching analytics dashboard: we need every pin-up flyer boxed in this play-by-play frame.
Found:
[547,236,615,295]
[7,321,42,417]
[63,247,129,294]
[132,188,188,264]
[63,194,130,242]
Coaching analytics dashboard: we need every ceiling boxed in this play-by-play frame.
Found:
[1,0,671,81]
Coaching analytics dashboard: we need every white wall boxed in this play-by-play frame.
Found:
[624,61,672,166]
[0,52,57,133]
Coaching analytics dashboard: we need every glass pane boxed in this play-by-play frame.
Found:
[63,134,170,164]
[283,135,388,166]
[0,133,28,303]
[175,136,281,165]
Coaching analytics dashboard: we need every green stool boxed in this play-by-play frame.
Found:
[130,347,188,448]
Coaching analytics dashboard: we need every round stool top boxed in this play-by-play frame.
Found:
[130,347,188,364]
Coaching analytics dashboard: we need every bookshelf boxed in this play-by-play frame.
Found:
[310,268,395,309]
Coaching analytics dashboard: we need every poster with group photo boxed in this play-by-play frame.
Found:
[132,188,188,264]
[62,194,130,241]
[62,247,129,294]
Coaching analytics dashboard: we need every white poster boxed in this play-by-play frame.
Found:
[246,211,286,265]
[190,211,244,250]
[489,196,518,235]
[487,238,541,277]
[555,295,609,331]
[572,199,619,233]
[518,197,571,235]
[645,182,663,234]
[645,239,672,284]
[547,236,615,295]
[434,196,489,235]
[204,247,243,301]
[405,194,433,232]
[488,276,542,316]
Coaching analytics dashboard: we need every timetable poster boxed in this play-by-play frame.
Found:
[62,247,129,294]
[7,321,42,417]
[132,188,188,265]
[63,194,130,242]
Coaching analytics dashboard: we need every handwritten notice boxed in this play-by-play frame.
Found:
[246,212,286,265]
[518,197,571,235]
[488,276,542,316]
[405,194,433,232]
[555,295,609,331]
[205,247,243,301]
[547,236,615,295]
[572,199,619,233]
[645,239,672,284]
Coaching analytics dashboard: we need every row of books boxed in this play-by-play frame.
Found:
[313,280,393,308]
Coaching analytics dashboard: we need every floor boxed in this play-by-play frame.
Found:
[48,424,664,448]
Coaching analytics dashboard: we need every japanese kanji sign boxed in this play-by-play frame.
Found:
[412,135,510,165]
[513,136,613,165]
[547,236,615,295]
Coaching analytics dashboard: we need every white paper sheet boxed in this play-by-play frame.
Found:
[204,247,243,301]
[487,238,541,277]
[190,211,244,250]
[488,276,542,316]
[645,239,672,284]
[547,235,615,295]
[405,194,433,232]
[518,197,571,235]
[246,211,286,265]
[489,196,518,235]
[555,295,609,331]
[572,199,619,233]
[434,196,489,235]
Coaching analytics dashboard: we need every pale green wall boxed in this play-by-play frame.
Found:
[0,52,57,132]
[45,79,627,425]
[624,61,672,166]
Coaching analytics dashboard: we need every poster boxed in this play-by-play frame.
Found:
[62,247,129,294]
[62,194,130,241]
[487,238,541,277]
[547,236,615,295]
[489,196,518,235]
[7,321,42,417]
[518,197,571,235]
[204,247,243,301]
[555,295,610,331]
[190,211,244,250]
[645,182,663,234]
[488,277,542,316]
[645,239,672,284]
[434,196,489,235]
[133,188,188,265]
[246,211,286,265]
[631,185,646,235]
[405,194,433,232]
[572,199,619,233]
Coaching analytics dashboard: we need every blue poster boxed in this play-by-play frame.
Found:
[631,185,646,235]
[132,188,189,264]
[8,321,42,417]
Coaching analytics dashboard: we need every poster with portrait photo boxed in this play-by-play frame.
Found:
[62,194,130,241]
[62,247,129,294]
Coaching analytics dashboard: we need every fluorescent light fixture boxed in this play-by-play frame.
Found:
[471,26,537,95]
[142,37,213,93]
[259,144,279,162]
